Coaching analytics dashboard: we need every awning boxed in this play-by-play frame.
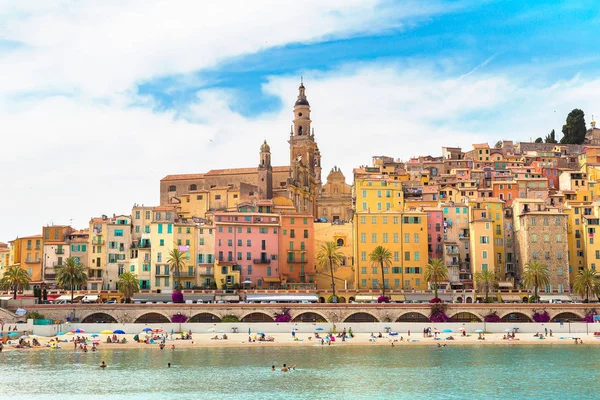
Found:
[539,295,572,302]
[262,277,281,283]
[245,294,318,303]
[405,293,453,302]
[389,294,405,301]
[56,295,71,301]
[82,295,98,302]
[501,294,525,302]
[0,296,13,300]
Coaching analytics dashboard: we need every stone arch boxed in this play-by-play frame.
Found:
[338,297,346,304]
[344,312,379,323]
[292,312,328,323]
[81,312,118,323]
[336,238,344,247]
[449,312,482,322]
[551,312,583,322]
[396,312,429,322]
[348,296,355,303]
[319,297,326,303]
[500,312,533,323]
[134,312,171,324]
[189,313,222,323]
[466,297,473,303]
[241,312,275,323]
[455,297,463,303]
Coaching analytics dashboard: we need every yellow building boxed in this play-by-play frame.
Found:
[354,211,428,290]
[0,242,10,278]
[314,221,355,290]
[174,221,198,289]
[150,206,177,291]
[9,235,43,285]
[177,186,244,219]
[197,223,216,288]
[353,174,404,213]
[88,216,110,288]
[468,198,506,279]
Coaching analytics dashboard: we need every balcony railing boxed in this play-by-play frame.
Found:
[92,239,105,245]
[198,267,214,275]
[55,248,65,254]
[177,269,196,278]
[253,258,271,265]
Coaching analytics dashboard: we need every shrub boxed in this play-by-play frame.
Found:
[221,315,240,323]
[171,313,188,323]
[429,303,449,322]
[377,295,390,303]
[484,311,501,323]
[274,308,292,323]
[532,310,550,323]
[26,310,45,320]
[327,295,337,303]
[171,291,185,303]
[429,297,442,304]
[528,295,539,303]
[582,308,597,323]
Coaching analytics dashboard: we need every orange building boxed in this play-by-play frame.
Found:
[491,180,518,205]
[9,235,44,285]
[278,213,316,288]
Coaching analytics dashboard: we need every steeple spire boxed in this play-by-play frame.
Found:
[295,79,309,106]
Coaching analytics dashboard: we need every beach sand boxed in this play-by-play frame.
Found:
[2,330,598,352]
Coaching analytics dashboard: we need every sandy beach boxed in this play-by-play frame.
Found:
[2,330,599,353]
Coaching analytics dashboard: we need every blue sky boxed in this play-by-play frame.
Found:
[0,0,599,239]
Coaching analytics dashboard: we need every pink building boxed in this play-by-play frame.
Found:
[213,211,280,289]
[425,208,443,261]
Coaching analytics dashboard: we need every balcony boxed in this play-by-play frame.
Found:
[198,267,214,275]
[178,269,196,278]
[155,271,170,277]
[254,258,271,265]
[445,248,459,255]
[92,239,105,245]
[55,248,65,254]
[88,276,103,282]
[287,258,307,263]
[25,259,40,264]
[44,273,56,281]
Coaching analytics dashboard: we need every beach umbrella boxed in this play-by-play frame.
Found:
[315,328,324,331]
[100,330,113,334]
[504,329,512,332]
[218,330,224,333]
[475,329,484,333]
[72,329,85,333]
[57,332,65,336]
[442,329,452,333]
[92,340,100,343]
[248,327,251,335]
[142,328,152,332]
[65,332,74,335]
[19,335,29,339]
[113,330,125,335]
[257,332,265,335]
[152,329,163,333]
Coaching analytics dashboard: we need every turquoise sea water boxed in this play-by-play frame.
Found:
[1,345,599,399]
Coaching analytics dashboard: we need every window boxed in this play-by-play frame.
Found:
[160,239,164,246]
[394,252,399,262]
[414,252,420,261]
[482,250,488,259]
[404,233,410,243]
[247,240,251,247]
[531,234,537,243]
[360,216,366,224]
[304,230,309,239]
[360,233,366,243]
[480,236,489,244]
[393,233,398,243]
[372,216,377,224]
[361,267,367,274]
[372,267,378,274]
[114,229,123,237]
[413,233,420,243]
[544,234,550,243]
[382,233,388,243]
[168,185,176,192]
[404,252,410,261]
[556,234,562,243]
[371,233,377,243]
[361,251,367,261]
[393,216,399,224]
[383,216,388,224]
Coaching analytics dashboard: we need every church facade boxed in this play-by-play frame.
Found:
[159,82,323,217]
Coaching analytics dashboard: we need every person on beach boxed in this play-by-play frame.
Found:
[100,361,107,369]
[171,345,175,351]
[549,329,553,337]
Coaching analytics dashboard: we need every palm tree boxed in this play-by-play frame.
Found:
[474,269,498,303]
[522,260,550,303]
[424,258,448,299]
[316,242,344,303]
[56,257,88,303]
[167,247,186,291]
[118,271,140,303]
[369,246,393,299]
[0,265,31,299]
[573,268,600,303]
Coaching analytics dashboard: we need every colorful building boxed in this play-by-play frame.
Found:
[278,213,315,288]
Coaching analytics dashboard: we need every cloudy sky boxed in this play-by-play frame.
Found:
[1,0,599,241]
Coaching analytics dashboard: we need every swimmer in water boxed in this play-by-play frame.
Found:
[281,364,288,372]
[100,361,107,369]
[168,363,171,368]
[271,365,275,371]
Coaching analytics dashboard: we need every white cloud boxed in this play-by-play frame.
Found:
[0,1,598,242]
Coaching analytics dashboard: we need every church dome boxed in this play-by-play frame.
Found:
[295,98,310,106]
[260,140,270,152]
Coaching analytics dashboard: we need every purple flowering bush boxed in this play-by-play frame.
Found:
[484,312,501,323]
[583,309,597,323]
[171,291,184,303]
[274,308,292,323]
[532,310,550,323]
[429,303,449,322]
[377,296,390,303]
[171,313,188,323]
